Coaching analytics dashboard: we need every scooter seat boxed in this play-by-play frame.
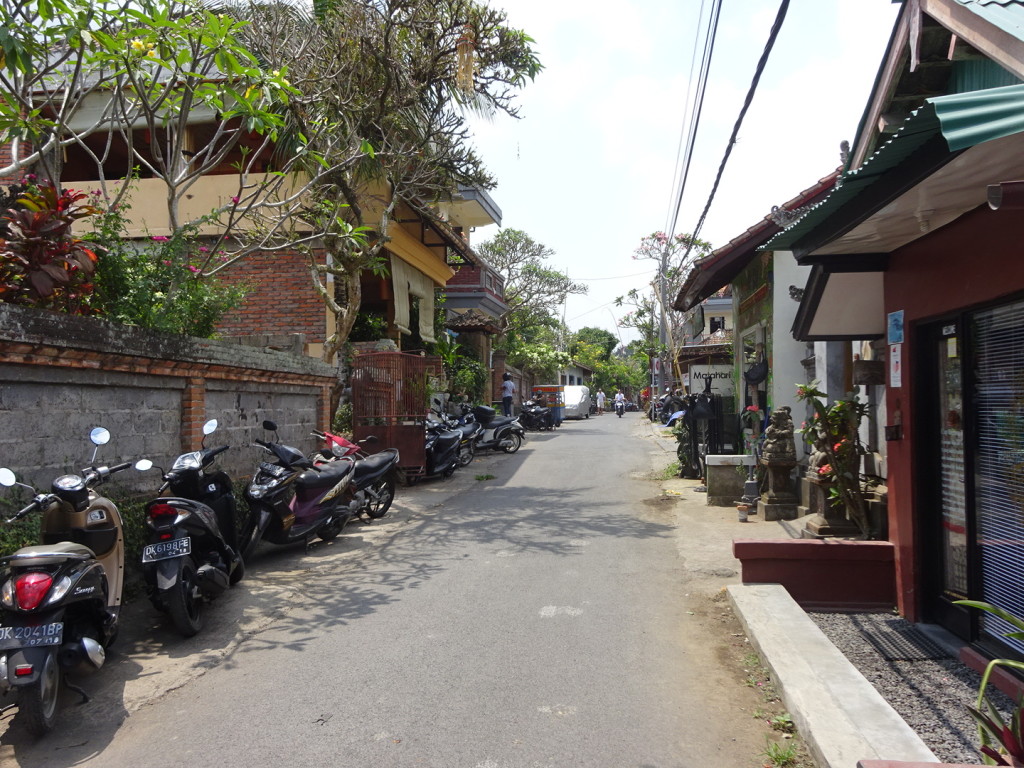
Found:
[353,449,399,483]
[295,460,354,490]
[487,416,516,429]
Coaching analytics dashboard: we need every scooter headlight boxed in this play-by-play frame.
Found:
[248,479,279,499]
[172,451,203,471]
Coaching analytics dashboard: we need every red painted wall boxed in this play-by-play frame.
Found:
[884,204,1024,621]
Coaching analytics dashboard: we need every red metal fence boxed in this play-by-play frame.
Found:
[350,352,442,479]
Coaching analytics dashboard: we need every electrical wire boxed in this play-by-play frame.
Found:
[665,0,724,241]
[680,0,791,262]
[663,0,713,235]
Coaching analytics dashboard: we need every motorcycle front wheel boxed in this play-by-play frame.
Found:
[501,433,523,454]
[166,558,203,637]
[365,476,396,518]
[16,649,60,736]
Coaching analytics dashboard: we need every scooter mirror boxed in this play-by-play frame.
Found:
[135,459,154,471]
[90,427,111,446]
[0,468,16,487]
[202,419,218,436]
[262,420,278,431]
[362,435,380,445]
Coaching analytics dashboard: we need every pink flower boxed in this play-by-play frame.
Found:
[162,260,172,266]
[198,246,209,252]
[187,265,200,273]
[818,464,832,476]
[152,235,169,242]
[230,196,240,204]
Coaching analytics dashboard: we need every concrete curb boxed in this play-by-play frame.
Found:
[728,583,938,768]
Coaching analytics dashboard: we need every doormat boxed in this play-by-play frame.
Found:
[857,616,950,661]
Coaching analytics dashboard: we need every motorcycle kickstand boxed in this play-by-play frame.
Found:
[65,674,90,705]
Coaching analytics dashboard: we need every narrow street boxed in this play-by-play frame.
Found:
[1,414,773,767]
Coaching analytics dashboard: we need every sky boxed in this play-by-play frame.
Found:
[467,0,902,346]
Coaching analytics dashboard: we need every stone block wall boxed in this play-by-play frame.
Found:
[0,304,336,492]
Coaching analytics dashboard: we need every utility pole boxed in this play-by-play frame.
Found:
[658,243,669,395]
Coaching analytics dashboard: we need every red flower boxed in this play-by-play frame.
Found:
[818,464,832,476]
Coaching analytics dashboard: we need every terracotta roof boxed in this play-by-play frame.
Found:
[445,308,501,334]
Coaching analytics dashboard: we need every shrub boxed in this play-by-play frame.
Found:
[89,202,249,338]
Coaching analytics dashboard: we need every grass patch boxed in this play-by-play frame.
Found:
[656,461,681,480]
[475,474,496,481]
[761,738,799,767]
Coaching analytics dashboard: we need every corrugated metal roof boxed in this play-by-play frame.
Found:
[954,0,1024,41]
[768,82,1024,251]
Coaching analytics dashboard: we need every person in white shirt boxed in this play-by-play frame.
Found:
[501,373,516,416]
[596,389,606,415]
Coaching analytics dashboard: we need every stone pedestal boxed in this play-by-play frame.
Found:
[758,458,798,521]
[799,474,862,538]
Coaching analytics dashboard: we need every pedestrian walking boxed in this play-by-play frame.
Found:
[596,388,606,415]
[501,372,516,416]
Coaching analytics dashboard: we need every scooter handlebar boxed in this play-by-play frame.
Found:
[110,462,133,473]
[7,494,53,523]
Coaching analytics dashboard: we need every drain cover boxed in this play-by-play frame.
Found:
[860,618,950,661]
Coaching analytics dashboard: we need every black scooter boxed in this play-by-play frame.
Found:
[240,420,354,560]
[518,399,554,431]
[310,430,401,521]
[439,404,484,467]
[417,399,463,481]
[137,419,244,637]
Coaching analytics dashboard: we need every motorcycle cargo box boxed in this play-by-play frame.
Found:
[472,405,496,424]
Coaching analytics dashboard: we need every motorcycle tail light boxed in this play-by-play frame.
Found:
[14,665,33,677]
[148,502,180,526]
[14,572,53,611]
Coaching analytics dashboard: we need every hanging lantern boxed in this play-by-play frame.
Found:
[455,25,475,95]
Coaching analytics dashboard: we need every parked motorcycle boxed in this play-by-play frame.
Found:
[467,405,524,454]
[137,419,243,637]
[311,429,400,521]
[417,400,463,481]
[0,427,134,736]
[240,420,355,560]
[438,404,484,467]
[518,399,554,431]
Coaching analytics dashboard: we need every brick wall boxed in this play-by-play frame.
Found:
[0,304,335,490]
[216,249,326,342]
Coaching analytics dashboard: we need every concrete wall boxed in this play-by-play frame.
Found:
[0,304,335,492]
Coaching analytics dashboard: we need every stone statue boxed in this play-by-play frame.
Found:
[762,406,797,462]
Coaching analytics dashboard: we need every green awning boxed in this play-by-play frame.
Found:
[768,83,1024,254]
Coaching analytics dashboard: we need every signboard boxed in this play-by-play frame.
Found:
[687,365,734,397]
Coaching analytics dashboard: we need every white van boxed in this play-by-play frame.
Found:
[562,385,591,420]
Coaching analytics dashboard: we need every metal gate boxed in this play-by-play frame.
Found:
[350,352,442,480]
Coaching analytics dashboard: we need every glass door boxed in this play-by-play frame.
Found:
[921,320,970,637]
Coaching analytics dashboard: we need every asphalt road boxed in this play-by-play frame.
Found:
[0,413,774,767]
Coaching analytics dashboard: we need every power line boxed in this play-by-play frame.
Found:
[665,0,723,240]
[681,0,791,262]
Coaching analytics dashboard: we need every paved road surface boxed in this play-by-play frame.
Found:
[0,413,773,767]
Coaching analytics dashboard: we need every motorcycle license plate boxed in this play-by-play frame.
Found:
[0,622,63,650]
[142,537,192,563]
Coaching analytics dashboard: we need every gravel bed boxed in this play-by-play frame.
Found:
[809,611,1016,764]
